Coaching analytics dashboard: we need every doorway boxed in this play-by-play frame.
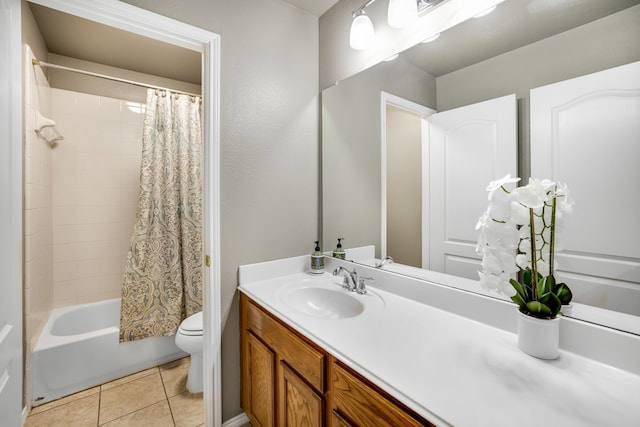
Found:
[380,92,435,269]
[7,1,221,425]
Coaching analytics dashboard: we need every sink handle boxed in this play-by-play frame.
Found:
[356,276,373,294]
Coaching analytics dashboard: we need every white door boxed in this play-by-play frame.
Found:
[530,61,640,315]
[428,94,517,279]
[0,0,24,425]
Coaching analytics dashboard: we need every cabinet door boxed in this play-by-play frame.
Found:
[331,362,431,427]
[278,362,324,427]
[245,332,276,427]
[331,410,355,427]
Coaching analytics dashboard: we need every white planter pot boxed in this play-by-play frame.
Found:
[517,311,560,360]
[560,303,573,316]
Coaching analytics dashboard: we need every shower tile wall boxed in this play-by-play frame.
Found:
[50,89,144,307]
[23,45,54,407]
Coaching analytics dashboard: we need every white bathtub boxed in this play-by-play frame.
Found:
[32,298,186,406]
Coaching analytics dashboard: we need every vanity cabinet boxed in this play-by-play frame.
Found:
[329,360,433,427]
[241,294,326,427]
[240,293,434,427]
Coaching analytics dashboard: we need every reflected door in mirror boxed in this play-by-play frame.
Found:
[428,94,517,279]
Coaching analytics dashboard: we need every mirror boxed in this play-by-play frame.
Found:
[322,0,640,334]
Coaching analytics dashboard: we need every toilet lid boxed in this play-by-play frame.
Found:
[179,311,203,335]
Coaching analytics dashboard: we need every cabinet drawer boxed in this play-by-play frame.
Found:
[331,362,431,427]
[246,298,325,392]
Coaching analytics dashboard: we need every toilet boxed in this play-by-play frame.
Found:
[175,311,203,393]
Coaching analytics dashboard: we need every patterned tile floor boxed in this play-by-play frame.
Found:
[25,357,204,427]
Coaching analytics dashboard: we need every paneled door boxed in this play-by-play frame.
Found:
[530,61,640,315]
[0,0,24,425]
[428,94,517,278]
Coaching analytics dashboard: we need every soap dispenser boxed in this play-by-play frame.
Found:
[333,238,345,260]
[310,240,325,274]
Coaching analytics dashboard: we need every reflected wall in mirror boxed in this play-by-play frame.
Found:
[322,0,640,334]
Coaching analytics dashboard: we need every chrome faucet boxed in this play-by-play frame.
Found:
[332,266,358,292]
[375,256,394,268]
[333,266,372,294]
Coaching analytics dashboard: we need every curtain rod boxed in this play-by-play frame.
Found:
[32,59,201,98]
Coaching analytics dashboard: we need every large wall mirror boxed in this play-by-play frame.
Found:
[322,0,640,335]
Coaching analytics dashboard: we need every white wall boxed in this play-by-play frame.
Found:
[50,89,144,307]
[120,0,319,420]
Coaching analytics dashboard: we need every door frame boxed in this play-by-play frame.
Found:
[380,91,435,265]
[20,1,221,425]
[0,0,24,424]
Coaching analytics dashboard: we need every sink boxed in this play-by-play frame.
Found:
[283,287,364,319]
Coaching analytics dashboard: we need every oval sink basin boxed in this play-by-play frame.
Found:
[284,287,364,319]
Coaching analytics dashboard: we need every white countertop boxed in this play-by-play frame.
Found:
[238,257,640,427]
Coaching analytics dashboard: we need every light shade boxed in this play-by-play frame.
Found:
[388,0,417,29]
[350,11,375,50]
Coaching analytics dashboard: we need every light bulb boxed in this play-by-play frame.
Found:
[350,11,375,50]
[388,0,417,29]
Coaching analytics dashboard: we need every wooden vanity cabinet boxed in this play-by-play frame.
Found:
[241,294,326,427]
[240,293,433,427]
[329,360,434,427]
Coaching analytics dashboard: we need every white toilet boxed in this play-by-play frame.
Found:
[175,311,203,393]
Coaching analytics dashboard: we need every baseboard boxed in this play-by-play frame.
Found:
[22,406,30,425]
[222,412,250,427]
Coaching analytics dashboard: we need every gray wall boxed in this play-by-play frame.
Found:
[436,5,640,179]
[386,105,422,268]
[322,57,435,257]
[319,0,498,90]
[121,0,319,421]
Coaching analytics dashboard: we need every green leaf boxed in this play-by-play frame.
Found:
[526,301,552,316]
[536,276,546,300]
[511,294,526,309]
[555,283,573,305]
[539,292,562,317]
[545,275,556,294]
[510,279,528,302]
[523,268,532,286]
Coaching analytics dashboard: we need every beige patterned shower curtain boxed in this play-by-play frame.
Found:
[119,89,203,342]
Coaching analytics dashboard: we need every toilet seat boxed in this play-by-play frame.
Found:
[178,311,203,336]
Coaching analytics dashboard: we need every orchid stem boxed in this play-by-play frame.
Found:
[549,186,557,278]
[529,207,538,300]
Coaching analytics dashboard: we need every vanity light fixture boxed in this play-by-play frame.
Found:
[350,0,451,50]
[388,0,417,28]
[350,7,376,50]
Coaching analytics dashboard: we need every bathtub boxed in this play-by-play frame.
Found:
[32,298,186,406]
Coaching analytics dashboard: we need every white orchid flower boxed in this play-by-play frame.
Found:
[486,174,520,201]
[481,252,503,275]
[476,176,573,299]
[510,201,529,225]
[512,178,550,208]
[515,254,529,270]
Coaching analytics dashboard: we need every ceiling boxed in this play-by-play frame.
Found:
[30,0,639,89]
[29,3,202,85]
[28,0,341,86]
[401,0,640,77]
[281,0,340,17]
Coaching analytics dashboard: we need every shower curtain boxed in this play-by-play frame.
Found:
[120,89,203,342]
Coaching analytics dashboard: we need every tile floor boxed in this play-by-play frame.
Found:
[25,357,204,427]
